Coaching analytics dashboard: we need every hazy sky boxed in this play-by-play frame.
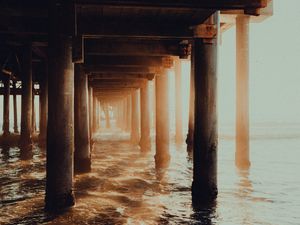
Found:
[219,0,300,125]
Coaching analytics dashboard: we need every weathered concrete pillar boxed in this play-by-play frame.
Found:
[155,68,170,167]
[2,76,10,136]
[186,52,195,151]
[32,92,36,135]
[192,15,219,203]
[88,86,93,138]
[39,63,48,144]
[45,1,75,211]
[126,95,131,132]
[74,64,91,173]
[174,57,183,144]
[20,43,33,151]
[140,81,151,150]
[236,15,250,169]
[93,96,98,132]
[13,81,19,133]
[131,90,140,144]
[104,103,110,129]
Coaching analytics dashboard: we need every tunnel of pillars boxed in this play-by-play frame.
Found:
[0,0,268,212]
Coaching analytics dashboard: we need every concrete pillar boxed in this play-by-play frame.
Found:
[74,64,91,173]
[192,35,218,202]
[131,90,140,144]
[45,1,75,211]
[13,81,18,133]
[39,63,48,144]
[2,76,10,136]
[140,81,151,150]
[20,43,33,151]
[126,95,131,132]
[104,104,110,129]
[186,51,195,151]
[236,15,250,169]
[155,69,170,167]
[32,92,36,135]
[93,96,97,132]
[88,87,93,138]
[174,57,183,144]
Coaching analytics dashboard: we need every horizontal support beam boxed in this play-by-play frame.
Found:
[85,56,163,67]
[85,39,180,56]
[84,65,154,74]
[75,0,267,10]
[0,87,39,95]
[89,73,154,80]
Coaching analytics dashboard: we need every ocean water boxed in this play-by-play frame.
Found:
[0,124,300,224]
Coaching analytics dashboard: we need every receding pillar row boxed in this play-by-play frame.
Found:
[140,81,151,150]
[155,69,170,167]
[131,90,140,144]
[74,64,91,173]
[2,76,10,136]
[20,43,33,151]
[45,1,75,211]
[192,36,218,202]
[236,15,250,169]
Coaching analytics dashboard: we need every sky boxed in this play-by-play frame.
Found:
[218,0,300,125]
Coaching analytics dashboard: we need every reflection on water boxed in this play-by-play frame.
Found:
[1,129,300,224]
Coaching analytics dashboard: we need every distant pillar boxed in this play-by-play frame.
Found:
[2,76,10,136]
[236,15,250,169]
[13,81,19,133]
[32,92,36,135]
[131,90,140,144]
[126,95,131,132]
[104,104,110,129]
[140,81,151,150]
[20,43,33,151]
[192,14,219,203]
[186,52,195,151]
[93,96,97,132]
[155,68,170,167]
[88,87,93,138]
[45,1,75,211]
[174,57,183,144]
[74,64,91,173]
[39,63,48,144]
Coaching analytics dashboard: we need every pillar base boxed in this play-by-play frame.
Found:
[74,157,92,174]
[154,153,170,169]
[45,191,75,212]
[192,181,218,204]
[235,159,251,169]
[139,138,151,151]
[186,132,193,146]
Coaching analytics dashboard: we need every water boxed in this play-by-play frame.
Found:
[1,126,300,224]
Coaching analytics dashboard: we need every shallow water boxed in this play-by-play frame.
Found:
[1,128,300,224]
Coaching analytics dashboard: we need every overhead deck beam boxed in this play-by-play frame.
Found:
[89,73,155,80]
[85,65,154,74]
[85,39,180,56]
[74,0,267,10]
[85,56,164,67]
